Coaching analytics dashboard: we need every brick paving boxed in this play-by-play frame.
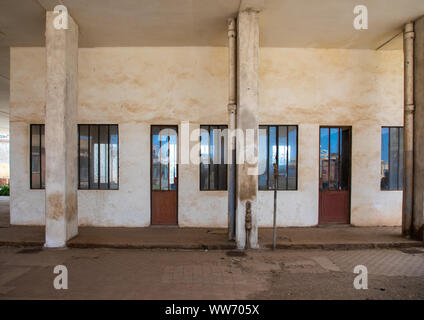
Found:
[0,246,423,299]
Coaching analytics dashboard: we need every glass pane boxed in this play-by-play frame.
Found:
[109,125,119,189]
[79,125,89,189]
[287,126,297,190]
[268,126,277,190]
[160,128,169,191]
[258,126,268,190]
[40,125,45,188]
[278,126,288,190]
[98,125,109,189]
[340,128,350,190]
[381,127,389,190]
[320,128,329,190]
[200,126,209,190]
[31,125,41,189]
[389,127,399,190]
[398,128,404,190]
[169,128,178,191]
[152,127,160,190]
[218,126,227,190]
[329,128,339,190]
[89,125,99,189]
[209,126,218,190]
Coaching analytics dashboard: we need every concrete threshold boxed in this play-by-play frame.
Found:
[0,226,422,250]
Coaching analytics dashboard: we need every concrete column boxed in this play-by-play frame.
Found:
[236,8,259,249]
[44,11,79,247]
[413,17,424,240]
[402,22,414,237]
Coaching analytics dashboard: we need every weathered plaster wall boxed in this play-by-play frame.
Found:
[10,48,45,225]
[259,48,404,226]
[10,47,403,227]
[10,47,228,227]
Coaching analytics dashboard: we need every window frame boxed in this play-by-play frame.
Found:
[78,124,119,190]
[319,126,351,192]
[29,124,45,190]
[258,124,299,191]
[199,125,228,191]
[381,126,404,191]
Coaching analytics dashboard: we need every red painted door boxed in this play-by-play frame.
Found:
[151,126,178,225]
[319,127,351,224]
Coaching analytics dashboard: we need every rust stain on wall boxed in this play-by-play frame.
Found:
[46,192,64,221]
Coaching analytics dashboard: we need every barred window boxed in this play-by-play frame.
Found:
[258,125,298,190]
[30,124,45,189]
[381,127,403,191]
[200,125,228,191]
[78,124,119,190]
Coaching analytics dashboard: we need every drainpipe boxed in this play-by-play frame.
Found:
[227,18,237,241]
[402,22,415,237]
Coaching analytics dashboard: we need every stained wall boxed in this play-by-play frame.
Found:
[10,47,403,227]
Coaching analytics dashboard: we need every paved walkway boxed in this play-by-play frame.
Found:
[259,226,423,249]
[0,197,422,249]
[1,246,423,299]
[0,225,421,249]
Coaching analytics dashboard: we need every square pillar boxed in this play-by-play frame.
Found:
[236,9,259,249]
[44,11,79,247]
[413,17,424,240]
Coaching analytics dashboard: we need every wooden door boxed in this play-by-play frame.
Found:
[151,126,178,225]
[319,127,351,224]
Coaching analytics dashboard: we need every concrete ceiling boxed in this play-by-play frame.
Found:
[1,0,424,133]
[0,0,422,49]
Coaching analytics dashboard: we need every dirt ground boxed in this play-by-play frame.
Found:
[0,246,423,299]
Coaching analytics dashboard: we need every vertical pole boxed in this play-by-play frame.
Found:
[403,22,414,237]
[273,161,278,250]
[227,18,237,241]
[413,16,424,240]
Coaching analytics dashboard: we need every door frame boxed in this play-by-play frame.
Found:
[150,124,179,226]
[318,125,352,225]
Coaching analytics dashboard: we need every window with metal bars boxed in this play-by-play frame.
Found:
[30,124,45,189]
[78,124,119,190]
[200,125,228,191]
[381,127,404,191]
[258,125,298,190]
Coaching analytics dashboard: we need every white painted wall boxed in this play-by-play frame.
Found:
[9,47,403,227]
[258,48,404,226]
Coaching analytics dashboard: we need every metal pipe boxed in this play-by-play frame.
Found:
[245,201,252,248]
[273,162,278,250]
[402,22,415,237]
[227,18,237,241]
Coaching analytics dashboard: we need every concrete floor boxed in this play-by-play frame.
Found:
[0,246,423,299]
[0,194,422,249]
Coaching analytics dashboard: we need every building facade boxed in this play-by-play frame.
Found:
[10,46,404,227]
[6,2,424,248]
